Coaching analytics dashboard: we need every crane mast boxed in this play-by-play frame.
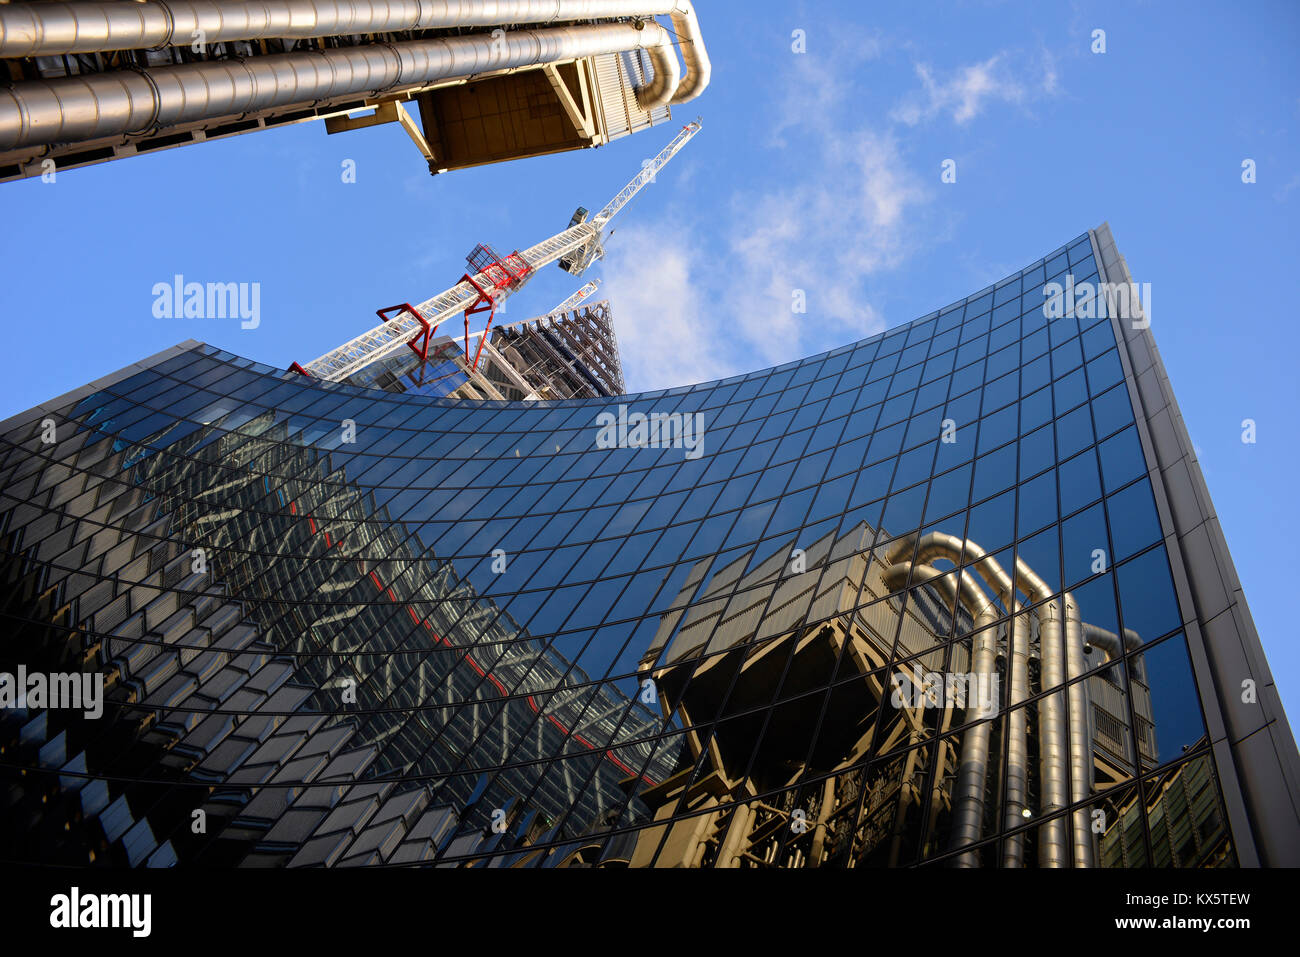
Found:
[298,120,701,382]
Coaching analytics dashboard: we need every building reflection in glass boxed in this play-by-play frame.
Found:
[0,231,1248,867]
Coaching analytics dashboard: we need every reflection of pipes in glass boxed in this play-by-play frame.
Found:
[883,531,1125,868]
[1013,559,1073,867]
[882,533,1026,865]
[1084,624,1145,681]
[881,559,998,866]
[1063,596,1095,867]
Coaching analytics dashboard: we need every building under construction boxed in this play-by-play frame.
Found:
[347,284,626,401]
[0,0,711,182]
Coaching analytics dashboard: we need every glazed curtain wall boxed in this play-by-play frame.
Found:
[0,230,1234,867]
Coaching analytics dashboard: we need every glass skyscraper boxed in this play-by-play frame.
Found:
[2,224,1296,867]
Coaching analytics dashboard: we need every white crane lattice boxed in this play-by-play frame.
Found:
[298,120,701,382]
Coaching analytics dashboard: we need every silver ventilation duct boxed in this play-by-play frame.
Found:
[0,0,709,61]
[881,559,1000,869]
[1083,623,1145,680]
[1027,593,1071,867]
[0,2,711,154]
[1013,559,1095,868]
[665,1,710,103]
[1001,606,1031,866]
[0,21,676,152]
[883,531,1102,868]
[634,34,680,111]
[1063,595,1097,868]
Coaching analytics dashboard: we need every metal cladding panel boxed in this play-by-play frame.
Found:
[591,49,670,142]
[1089,223,1300,866]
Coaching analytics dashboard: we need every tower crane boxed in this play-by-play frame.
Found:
[293,119,701,382]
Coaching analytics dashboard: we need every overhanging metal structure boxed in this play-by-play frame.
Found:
[0,1,712,181]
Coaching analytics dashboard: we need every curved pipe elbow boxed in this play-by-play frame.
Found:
[634,2,710,110]
[634,24,680,111]
[667,1,711,104]
[881,561,948,596]
[1082,623,1142,657]
[881,557,999,625]
[1082,623,1145,678]
[1012,556,1054,604]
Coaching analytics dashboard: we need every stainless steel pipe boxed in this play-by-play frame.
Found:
[0,0,706,61]
[0,20,672,151]
[884,531,1100,867]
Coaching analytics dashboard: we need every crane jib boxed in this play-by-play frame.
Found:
[298,119,702,382]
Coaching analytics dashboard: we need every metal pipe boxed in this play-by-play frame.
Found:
[950,611,1000,866]
[666,1,710,104]
[880,556,1002,867]
[1012,558,1069,869]
[0,1,696,57]
[1064,593,1096,868]
[1031,597,1070,867]
[1083,623,1145,681]
[0,20,674,152]
[634,31,679,110]
[1001,606,1030,867]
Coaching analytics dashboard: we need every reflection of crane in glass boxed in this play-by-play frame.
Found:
[291,120,701,381]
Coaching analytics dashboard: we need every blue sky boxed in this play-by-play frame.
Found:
[2,0,1298,722]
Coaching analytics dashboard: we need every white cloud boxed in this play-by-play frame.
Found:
[724,129,928,365]
[771,25,884,146]
[599,33,1067,391]
[600,221,737,391]
[890,47,1064,128]
[604,29,935,381]
[1040,47,1062,97]
[891,55,1029,126]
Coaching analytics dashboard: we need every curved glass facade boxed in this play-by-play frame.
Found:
[2,226,1295,868]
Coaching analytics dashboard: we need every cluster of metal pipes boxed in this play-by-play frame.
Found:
[0,0,711,151]
[881,531,1139,868]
